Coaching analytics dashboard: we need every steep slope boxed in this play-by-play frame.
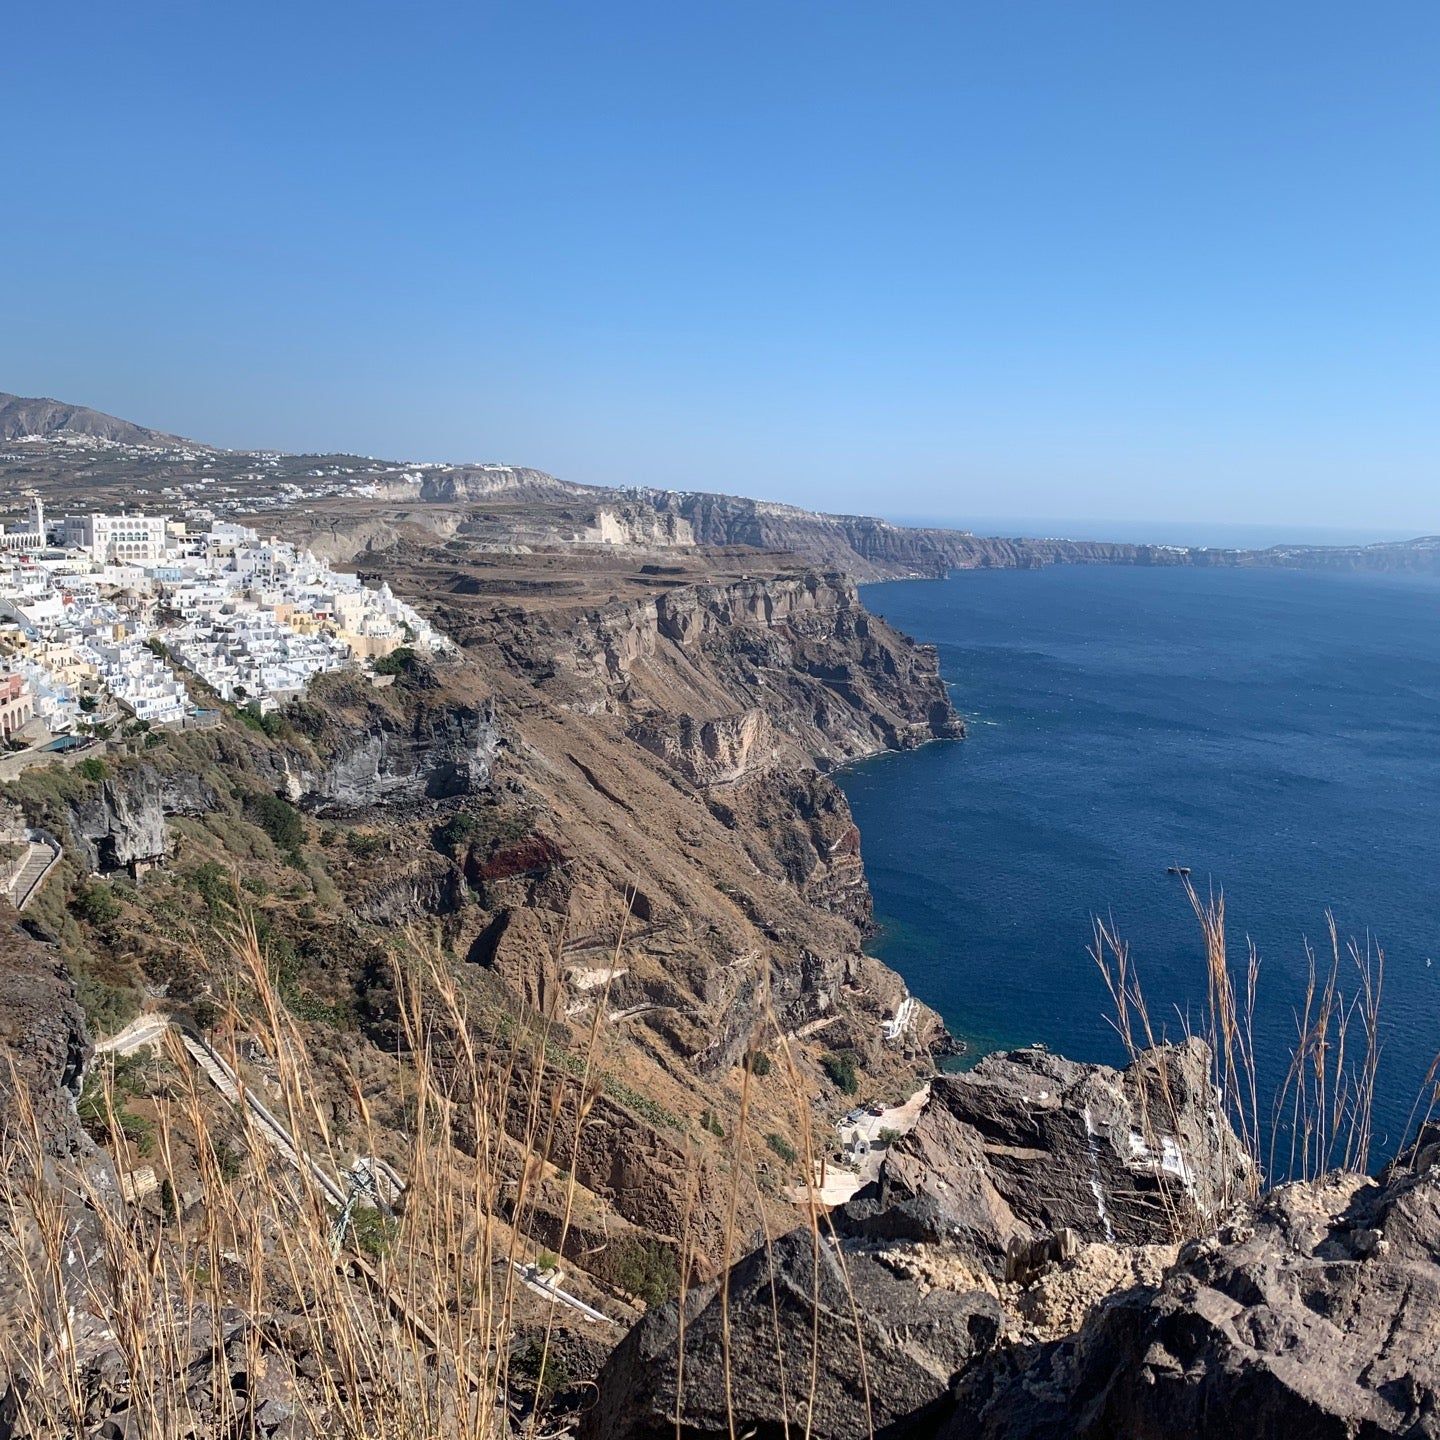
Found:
[0,391,199,447]
[635,489,1197,580]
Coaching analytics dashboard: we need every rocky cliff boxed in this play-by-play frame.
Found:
[519,570,963,762]
[65,766,219,872]
[635,489,1201,581]
[588,1041,1440,1440]
[585,1040,1251,1440]
[948,1138,1440,1439]
[294,696,501,811]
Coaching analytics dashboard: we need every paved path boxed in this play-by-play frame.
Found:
[8,838,59,911]
[91,1013,615,1329]
[94,1012,173,1057]
[786,1082,932,1209]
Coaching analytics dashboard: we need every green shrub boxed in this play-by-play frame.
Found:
[600,1236,678,1308]
[876,1127,902,1147]
[76,757,107,783]
[190,998,222,1032]
[73,883,122,928]
[373,647,417,677]
[765,1132,799,1164]
[511,1340,570,1406]
[744,1050,773,1077]
[346,1207,397,1260]
[244,792,305,851]
[236,703,287,738]
[433,812,482,854]
[211,1140,244,1182]
[346,830,385,858]
[187,861,234,916]
[821,1051,859,1095]
[700,1108,726,1138]
[75,974,142,1038]
[78,1055,153,1153]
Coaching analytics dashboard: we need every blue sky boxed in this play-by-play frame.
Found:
[3,1,1437,534]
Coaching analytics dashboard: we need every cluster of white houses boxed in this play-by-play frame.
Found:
[0,497,450,748]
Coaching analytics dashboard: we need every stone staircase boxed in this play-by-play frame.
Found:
[177,1031,347,1208]
[6,837,60,911]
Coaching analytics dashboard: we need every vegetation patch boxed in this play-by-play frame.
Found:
[821,1050,859,1095]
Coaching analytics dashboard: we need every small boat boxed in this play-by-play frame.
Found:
[1167,865,1192,877]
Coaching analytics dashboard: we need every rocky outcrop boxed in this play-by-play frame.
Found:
[0,921,92,1161]
[583,1226,1004,1440]
[301,700,500,811]
[584,504,695,549]
[628,708,779,787]
[947,1144,1440,1438]
[636,490,1205,581]
[66,767,218,873]
[841,1040,1252,1268]
[588,1041,1246,1440]
[416,464,594,503]
[643,572,961,763]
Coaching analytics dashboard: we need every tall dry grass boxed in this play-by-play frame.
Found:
[0,897,843,1440]
[1092,876,1395,1202]
[10,869,1420,1440]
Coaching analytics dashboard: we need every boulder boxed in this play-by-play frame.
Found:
[840,1039,1252,1268]
[946,1151,1440,1439]
[587,1041,1246,1440]
[582,1226,1003,1440]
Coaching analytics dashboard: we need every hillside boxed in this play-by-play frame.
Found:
[0,390,200,447]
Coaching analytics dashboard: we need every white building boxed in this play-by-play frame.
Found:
[64,512,172,565]
[0,497,48,553]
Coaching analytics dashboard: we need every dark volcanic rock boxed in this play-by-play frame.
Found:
[947,1149,1440,1439]
[582,1227,1004,1440]
[66,767,218,873]
[842,1039,1251,1270]
[588,1042,1245,1440]
[0,921,93,1160]
[303,700,500,810]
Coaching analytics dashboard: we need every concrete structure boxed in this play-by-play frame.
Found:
[0,671,34,741]
[64,512,171,565]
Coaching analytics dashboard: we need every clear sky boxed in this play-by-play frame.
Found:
[3,1,1437,533]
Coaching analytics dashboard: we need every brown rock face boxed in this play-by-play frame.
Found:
[583,1226,1004,1440]
[843,1040,1253,1268]
[0,921,93,1161]
[587,1042,1247,1440]
[628,708,779,788]
[948,1146,1440,1439]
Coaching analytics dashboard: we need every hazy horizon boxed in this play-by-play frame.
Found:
[4,1,1437,534]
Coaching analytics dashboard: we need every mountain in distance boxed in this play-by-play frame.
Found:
[3,388,1437,581]
[0,390,202,448]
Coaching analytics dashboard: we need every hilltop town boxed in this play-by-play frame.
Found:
[0,493,450,760]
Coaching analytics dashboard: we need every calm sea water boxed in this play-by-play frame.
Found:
[839,565,1440,1160]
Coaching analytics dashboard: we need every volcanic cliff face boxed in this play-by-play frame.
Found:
[294,698,501,811]
[520,569,963,762]
[3,550,961,1319]
[585,1039,1250,1440]
[636,489,1202,581]
[65,767,219,873]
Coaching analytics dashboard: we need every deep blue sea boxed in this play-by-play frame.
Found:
[839,565,1440,1162]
